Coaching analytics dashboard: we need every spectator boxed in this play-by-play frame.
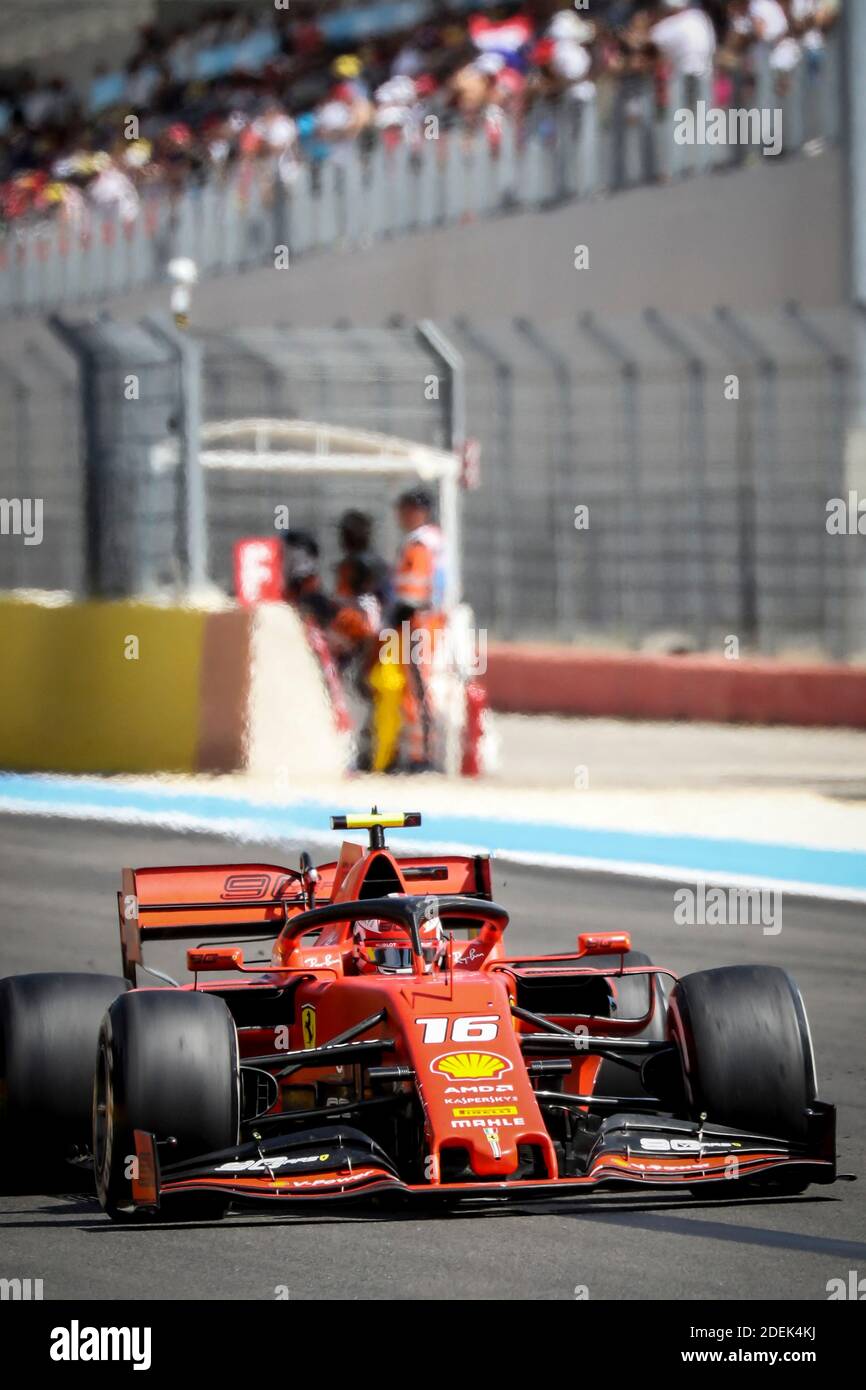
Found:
[746,0,791,44]
[85,154,140,224]
[648,1,718,79]
[545,11,597,102]
[283,529,336,630]
[0,1,843,237]
[390,485,447,773]
[449,51,506,126]
[335,509,391,608]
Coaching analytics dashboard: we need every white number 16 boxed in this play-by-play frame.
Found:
[415,1015,499,1045]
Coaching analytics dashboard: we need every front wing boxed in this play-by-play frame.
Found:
[129,1106,838,1212]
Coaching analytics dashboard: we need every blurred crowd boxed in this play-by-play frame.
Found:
[0,0,842,234]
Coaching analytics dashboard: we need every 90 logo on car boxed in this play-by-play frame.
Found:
[219,873,292,901]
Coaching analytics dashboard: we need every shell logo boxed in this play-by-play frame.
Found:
[431,1051,512,1080]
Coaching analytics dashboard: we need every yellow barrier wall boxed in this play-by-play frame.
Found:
[0,597,232,774]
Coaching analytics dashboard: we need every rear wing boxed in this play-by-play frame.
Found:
[388,853,492,898]
[118,850,493,984]
[118,863,307,985]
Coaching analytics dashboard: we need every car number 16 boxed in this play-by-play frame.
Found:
[415,1016,500,1045]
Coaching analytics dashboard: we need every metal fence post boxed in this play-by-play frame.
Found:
[513,317,578,636]
[416,319,466,612]
[415,319,465,455]
[141,314,207,593]
[822,29,842,146]
[48,314,102,594]
[452,316,516,637]
[0,360,31,589]
[579,311,643,647]
[785,301,850,659]
[575,92,599,199]
[844,0,866,658]
[643,308,711,648]
[754,42,775,120]
[713,307,779,654]
[661,72,684,183]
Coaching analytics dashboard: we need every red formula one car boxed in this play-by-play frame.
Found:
[0,813,837,1218]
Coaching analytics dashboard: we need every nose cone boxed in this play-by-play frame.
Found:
[402,977,554,1180]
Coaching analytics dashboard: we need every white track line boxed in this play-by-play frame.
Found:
[2,794,864,905]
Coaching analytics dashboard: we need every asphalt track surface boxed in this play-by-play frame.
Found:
[0,814,863,1301]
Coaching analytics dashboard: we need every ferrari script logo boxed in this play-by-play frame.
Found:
[431,1051,512,1080]
[301,1005,317,1050]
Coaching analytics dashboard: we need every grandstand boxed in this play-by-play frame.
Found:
[0,1,844,314]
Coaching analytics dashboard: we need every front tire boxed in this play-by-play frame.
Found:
[94,989,239,1222]
[668,964,817,1143]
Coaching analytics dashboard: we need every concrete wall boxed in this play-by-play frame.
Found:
[0,595,345,776]
[484,643,866,728]
[0,595,247,773]
[98,149,845,328]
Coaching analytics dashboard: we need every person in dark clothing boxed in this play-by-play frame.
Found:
[283,529,337,629]
[334,509,392,609]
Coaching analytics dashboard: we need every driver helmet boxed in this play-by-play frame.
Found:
[353,908,445,974]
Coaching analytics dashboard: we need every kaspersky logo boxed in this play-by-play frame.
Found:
[430,1051,512,1080]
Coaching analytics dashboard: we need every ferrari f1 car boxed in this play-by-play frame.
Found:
[0,812,837,1218]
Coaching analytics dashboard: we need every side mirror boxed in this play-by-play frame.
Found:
[187,946,245,973]
[577,931,632,957]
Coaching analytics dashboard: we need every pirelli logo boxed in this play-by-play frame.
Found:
[452,1104,519,1119]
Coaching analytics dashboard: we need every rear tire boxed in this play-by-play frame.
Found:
[94,989,239,1222]
[0,972,129,1189]
[668,964,817,1143]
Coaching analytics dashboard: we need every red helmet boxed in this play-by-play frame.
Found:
[352,914,445,974]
